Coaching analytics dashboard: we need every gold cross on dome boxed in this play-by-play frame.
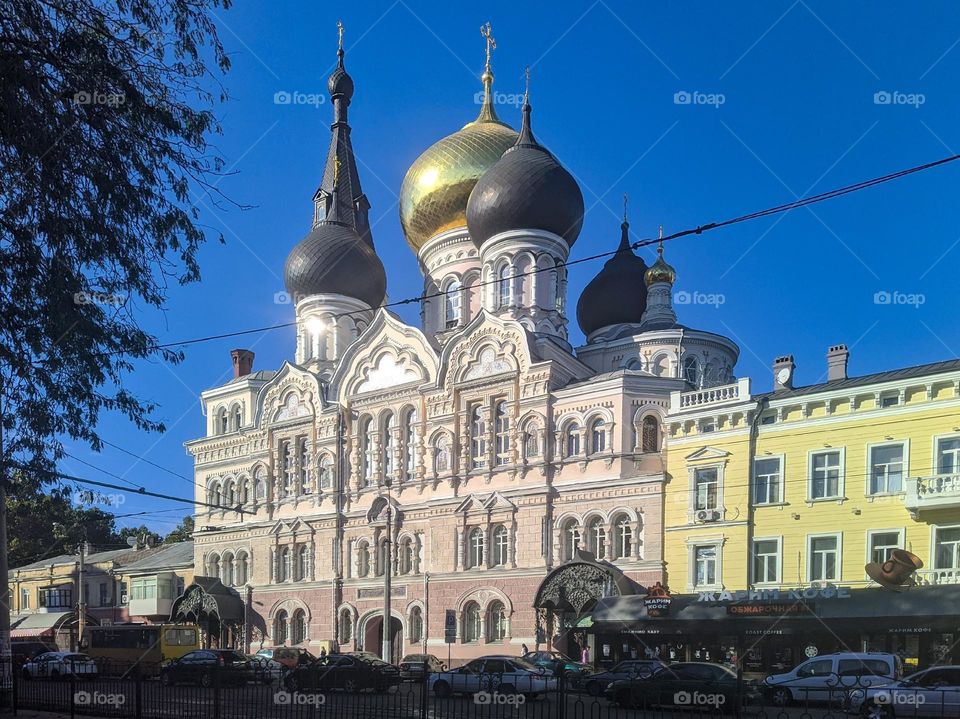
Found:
[337,20,344,51]
[333,155,341,183]
[481,22,496,70]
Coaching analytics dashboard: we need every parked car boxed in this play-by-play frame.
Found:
[246,654,284,684]
[765,652,902,706]
[522,651,595,679]
[255,647,316,670]
[159,650,253,687]
[399,654,446,681]
[428,656,556,698]
[606,661,761,713]
[577,659,666,696]
[846,666,960,718]
[21,652,98,680]
[283,653,400,693]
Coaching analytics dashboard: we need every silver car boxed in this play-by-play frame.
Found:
[847,666,960,718]
[428,656,556,698]
[22,652,98,680]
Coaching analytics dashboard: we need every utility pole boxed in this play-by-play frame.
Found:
[77,540,85,650]
[0,363,11,703]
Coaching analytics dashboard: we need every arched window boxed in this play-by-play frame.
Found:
[339,609,353,644]
[399,537,415,575]
[409,606,423,644]
[492,525,509,567]
[382,412,396,481]
[254,469,266,502]
[298,438,311,494]
[217,408,228,434]
[683,356,699,385]
[291,609,306,644]
[222,480,235,506]
[590,419,606,454]
[237,478,249,506]
[375,538,389,577]
[494,401,510,466]
[319,455,333,490]
[403,409,418,482]
[360,417,374,485]
[278,548,292,582]
[463,602,481,643]
[435,434,450,473]
[280,441,293,497]
[357,542,370,578]
[524,422,541,458]
[470,405,486,470]
[613,515,633,559]
[232,406,242,431]
[588,518,607,560]
[562,520,581,561]
[235,551,249,585]
[641,415,660,453]
[274,610,288,645]
[497,264,512,308]
[222,552,234,586]
[209,482,221,507]
[207,553,221,578]
[296,545,309,581]
[468,527,484,569]
[487,601,507,642]
[566,423,581,457]
[444,279,462,329]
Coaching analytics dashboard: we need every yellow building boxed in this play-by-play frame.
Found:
[594,350,960,672]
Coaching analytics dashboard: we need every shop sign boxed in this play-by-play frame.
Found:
[887,627,932,634]
[744,628,788,635]
[444,610,456,644]
[727,603,811,617]
[644,582,672,617]
[697,585,850,603]
[624,628,662,635]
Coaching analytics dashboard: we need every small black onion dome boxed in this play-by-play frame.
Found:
[466,99,584,248]
[576,221,649,336]
[327,50,354,99]
[284,222,386,308]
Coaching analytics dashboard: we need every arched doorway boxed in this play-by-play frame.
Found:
[361,614,402,664]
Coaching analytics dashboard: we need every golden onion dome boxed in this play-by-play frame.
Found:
[645,241,677,286]
[399,60,518,253]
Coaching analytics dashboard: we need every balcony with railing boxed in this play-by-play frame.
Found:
[904,474,960,514]
[670,377,752,412]
[915,567,960,585]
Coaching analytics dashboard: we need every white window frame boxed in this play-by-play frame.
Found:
[807,448,845,502]
[931,524,960,570]
[751,535,783,586]
[752,455,785,505]
[933,434,960,476]
[686,538,723,591]
[865,528,904,572]
[865,440,909,497]
[693,467,720,511]
[444,278,462,329]
[807,532,842,583]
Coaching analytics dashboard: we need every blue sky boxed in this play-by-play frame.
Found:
[62,1,960,535]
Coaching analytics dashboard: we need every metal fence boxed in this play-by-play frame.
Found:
[6,660,960,719]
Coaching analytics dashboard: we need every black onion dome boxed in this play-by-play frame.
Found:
[466,99,584,248]
[327,49,354,99]
[284,222,386,308]
[576,221,649,337]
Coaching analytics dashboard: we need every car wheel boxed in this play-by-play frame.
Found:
[586,681,601,697]
[770,687,792,707]
[199,672,213,689]
[433,680,451,698]
[159,672,173,687]
[344,678,358,693]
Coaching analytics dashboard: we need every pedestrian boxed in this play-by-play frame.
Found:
[319,647,327,658]
[580,645,590,664]
[521,643,529,656]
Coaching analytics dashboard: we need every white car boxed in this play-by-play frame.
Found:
[428,656,556,698]
[765,652,901,706]
[847,666,960,718]
[22,652,98,680]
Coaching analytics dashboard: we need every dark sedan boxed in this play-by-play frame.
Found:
[577,659,666,696]
[605,662,762,714]
[522,651,594,679]
[283,653,400,693]
[399,654,445,681]
[159,650,254,688]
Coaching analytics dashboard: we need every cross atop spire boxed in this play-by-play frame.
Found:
[337,20,344,51]
[481,22,496,75]
[524,65,531,106]
[474,21,503,124]
[623,193,629,224]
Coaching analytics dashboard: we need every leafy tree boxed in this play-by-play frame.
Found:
[163,515,194,544]
[116,524,161,547]
[0,0,232,485]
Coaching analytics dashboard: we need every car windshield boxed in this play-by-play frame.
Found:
[511,658,541,671]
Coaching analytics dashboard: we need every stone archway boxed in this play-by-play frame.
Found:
[358,612,402,664]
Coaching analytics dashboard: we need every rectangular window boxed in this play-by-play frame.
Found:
[810,450,842,499]
[40,588,72,608]
[934,527,960,569]
[753,457,782,504]
[694,545,717,587]
[937,438,960,474]
[752,539,780,584]
[20,588,29,610]
[809,535,840,581]
[869,444,904,494]
[694,468,719,510]
[98,582,109,607]
[868,531,902,565]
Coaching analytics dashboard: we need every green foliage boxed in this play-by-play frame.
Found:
[163,515,194,544]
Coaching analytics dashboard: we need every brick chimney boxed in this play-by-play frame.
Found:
[827,344,849,382]
[231,349,255,378]
[773,355,796,391]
